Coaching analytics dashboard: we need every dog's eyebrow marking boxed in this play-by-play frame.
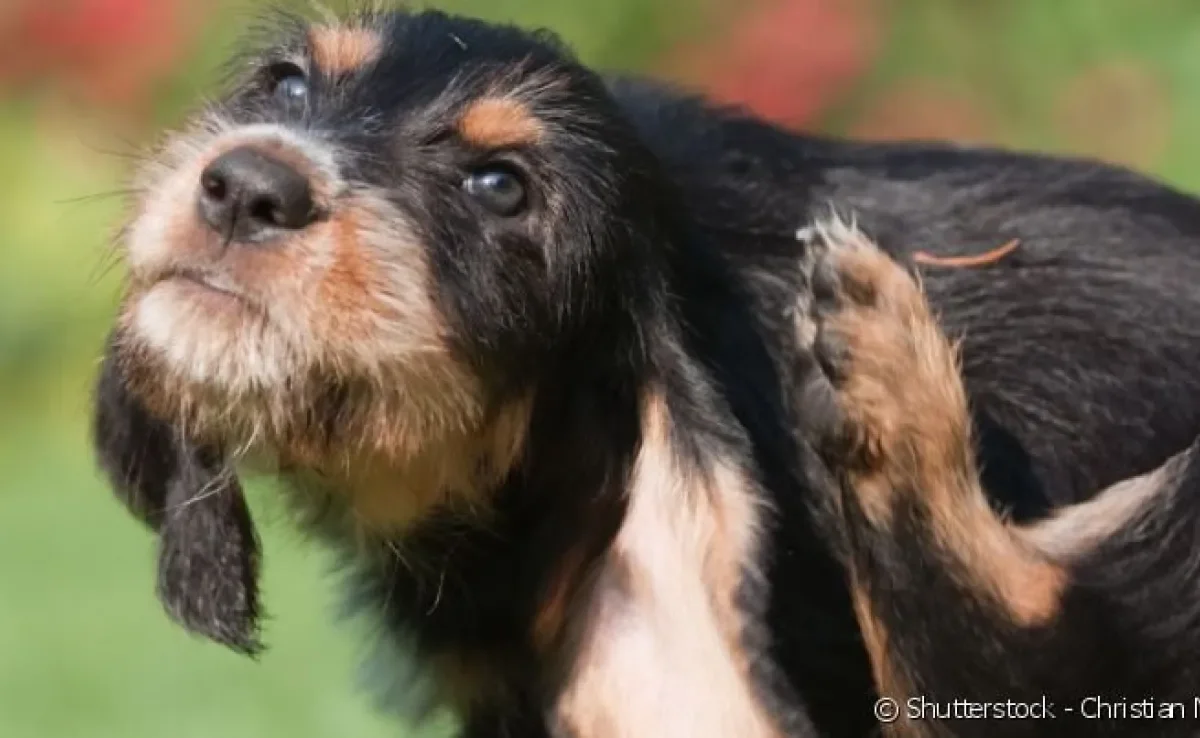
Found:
[458,98,545,149]
[308,24,383,76]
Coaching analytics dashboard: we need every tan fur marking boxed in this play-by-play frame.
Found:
[812,222,1066,627]
[298,397,533,535]
[458,98,545,149]
[309,25,382,76]
[310,205,410,343]
[552,391,778,738]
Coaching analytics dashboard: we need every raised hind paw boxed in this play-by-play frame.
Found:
[793,218,973,524]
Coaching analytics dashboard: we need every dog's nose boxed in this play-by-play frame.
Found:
[198,147,317,243]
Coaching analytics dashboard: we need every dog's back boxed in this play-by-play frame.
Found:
[613,74,1200,509]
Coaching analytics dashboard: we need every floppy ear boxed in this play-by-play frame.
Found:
[92,335,263,655]
[156,441,263,656]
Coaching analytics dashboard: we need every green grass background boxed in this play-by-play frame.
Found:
[5,0,1200,735]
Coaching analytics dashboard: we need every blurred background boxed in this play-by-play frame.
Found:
[2,0,1198,735]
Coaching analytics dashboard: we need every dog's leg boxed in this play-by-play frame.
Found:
[793,219,1200,738]
[546,389,798,738]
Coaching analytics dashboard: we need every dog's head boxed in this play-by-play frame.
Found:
[94,9,676,651]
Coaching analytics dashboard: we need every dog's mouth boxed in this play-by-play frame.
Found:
[152,268,261,313]
[161,267,243,297]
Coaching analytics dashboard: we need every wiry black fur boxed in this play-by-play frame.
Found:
[91,8,1200,738]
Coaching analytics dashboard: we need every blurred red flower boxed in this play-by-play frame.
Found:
[0,0,199,108]
[664,0,881,128]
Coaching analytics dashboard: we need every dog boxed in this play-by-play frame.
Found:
[794,217,1200,737]
[90,7,1200,737]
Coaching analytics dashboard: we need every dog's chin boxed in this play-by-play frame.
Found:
[119,272,494,471]
[127,276,297,395]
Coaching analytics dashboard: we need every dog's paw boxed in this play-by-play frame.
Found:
[794,217,971,519]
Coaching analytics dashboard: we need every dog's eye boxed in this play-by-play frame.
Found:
[463,165,527,216]
[267,63,309,107]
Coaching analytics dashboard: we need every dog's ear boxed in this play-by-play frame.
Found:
[157,441,263,656]
[92,335,263,655]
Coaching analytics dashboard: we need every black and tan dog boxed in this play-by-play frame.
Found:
[796,218,1200,737]
[91,7,1200,738]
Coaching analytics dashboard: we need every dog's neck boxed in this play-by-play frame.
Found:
[269,395,534,541]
